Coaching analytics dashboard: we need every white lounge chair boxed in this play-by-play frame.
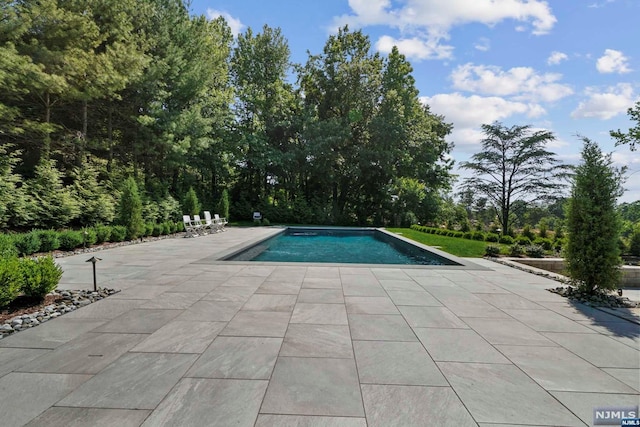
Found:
[182,215,202,238]
[203,211,221,233]
[193,215,207,235]
[214,214,228,231]
[253,212,262,222]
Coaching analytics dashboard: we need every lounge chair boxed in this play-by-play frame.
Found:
[203,211,221,233]
[182,215,202,238]
[193,215,207,235]
[214,214,228,231]
[253,212,262,222]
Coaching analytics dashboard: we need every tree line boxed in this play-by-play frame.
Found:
[0,0,454,230]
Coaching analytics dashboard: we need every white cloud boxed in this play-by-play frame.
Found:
[333,0,557,61]
[376,35,453,60]
[474,37,490,52]
[207,8,245,36]
[450,63,573,102]
[588,0,615,8]
[547,51,568,65]
[421,93,546,149]
[596,49,632,74]
[571,83,637,120]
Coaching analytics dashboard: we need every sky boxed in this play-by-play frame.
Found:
[190,0,640,203]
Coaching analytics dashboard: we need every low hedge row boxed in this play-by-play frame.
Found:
[1,221,182,257]
[410,224,564,250]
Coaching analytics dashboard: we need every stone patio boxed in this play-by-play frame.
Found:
[0,227,638,426]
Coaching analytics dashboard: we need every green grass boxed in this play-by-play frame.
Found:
[387,228,506,258]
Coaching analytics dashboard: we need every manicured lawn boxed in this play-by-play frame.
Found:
[386,228,505,258]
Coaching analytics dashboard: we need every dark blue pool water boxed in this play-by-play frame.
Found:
[228,228,458,265]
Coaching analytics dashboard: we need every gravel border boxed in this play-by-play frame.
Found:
[0,288,120,339]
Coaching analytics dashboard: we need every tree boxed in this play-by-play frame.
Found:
[610,101,639,151]
[24,158,79,228]
[182,187,200,217]
[565,138,624,293]
[460,122,569,234]
[217,189,230,221]
[118,177,144,240]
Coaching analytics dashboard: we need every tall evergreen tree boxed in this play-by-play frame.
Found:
[565,138,624,293]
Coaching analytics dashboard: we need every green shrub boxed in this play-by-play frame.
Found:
[509,244,524,257]
[525,244,545,258]
[58,230,84,251]
[515,236,531,245]
[36,229,60,252]
[217,189,230,222]
[0,234,18,257]
[95,224,111,244]
[110,225,127,242]
[152,223,163,237]
[564,138,624,293]
[145,222,154,236]
[15,231,41,256]
[522,224,535,240]
[0,255,21,307]
[162,222,171,235]
[471,231,485,241]
[262,218,271,226]
[484,245,500,257]
[83,228,98,247]
[485,233,499,242]
[182,187,200,217]
[463,231,473,240]
[629,225,640,256]
[118,177,145,240]
[19,256,63,298]
[499,235,514,245]
[533,237,553,251]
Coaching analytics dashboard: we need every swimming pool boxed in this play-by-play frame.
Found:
[224,227,461,266]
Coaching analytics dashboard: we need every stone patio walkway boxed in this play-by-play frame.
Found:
[0,227,638,426]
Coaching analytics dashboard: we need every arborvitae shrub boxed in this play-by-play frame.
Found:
[152,223,163,237]
[58,230,84,250]
[15,231,41,256]
[182,187,200,217]
[19,256,63,298]
[118,177,144,240]
[145,222,154,236]
[110,225,127,242]
[499,235,514,244]
[95,224,111,244]
[485,233,499,242]
[217,189,230,221]
[36,230,60,252]
[629,226,640,256]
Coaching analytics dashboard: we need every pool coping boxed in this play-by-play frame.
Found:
[194,226,489,270]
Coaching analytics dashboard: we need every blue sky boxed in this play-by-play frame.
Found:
[190,0,640,203]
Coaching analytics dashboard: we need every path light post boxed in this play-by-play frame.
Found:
[85,256,102,292]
